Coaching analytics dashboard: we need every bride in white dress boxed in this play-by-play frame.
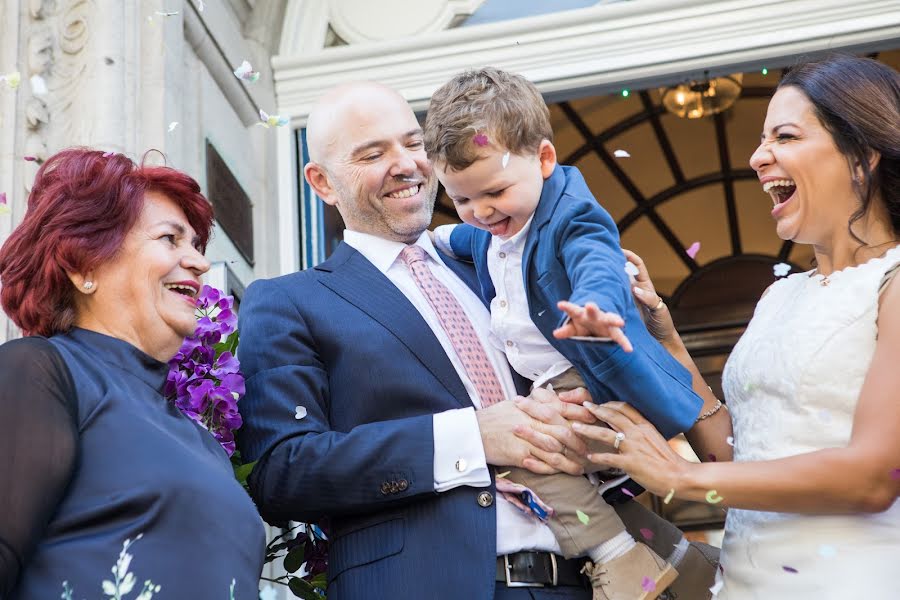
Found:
[563,55,900,599]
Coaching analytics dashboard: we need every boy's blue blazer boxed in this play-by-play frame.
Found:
[449,165,702,438]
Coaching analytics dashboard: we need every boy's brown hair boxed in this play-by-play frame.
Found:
[424,67,552,171]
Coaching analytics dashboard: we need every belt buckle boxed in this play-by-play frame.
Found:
[549,552,558,586]
[503,553,544,588]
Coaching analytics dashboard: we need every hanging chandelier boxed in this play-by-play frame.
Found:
[661,73,743,119]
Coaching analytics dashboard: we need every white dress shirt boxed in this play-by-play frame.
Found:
[342,229,560,554]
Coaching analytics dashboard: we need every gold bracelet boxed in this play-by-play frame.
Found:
[696,399,725,422]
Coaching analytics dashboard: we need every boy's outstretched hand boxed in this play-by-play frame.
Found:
[552,300,633,352]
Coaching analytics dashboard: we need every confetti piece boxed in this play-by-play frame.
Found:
[708,453,717,462]
[23,156,38,162]
[641,577,655,592]
[818,545,837,558]
[891,468,900,481]
[663,488,675,504]
[0,192,8,215]
[496,470,510,479]
[624,262,639,277]
[294,405,307,420]
[576,510,590,525]
[639,527,654,541]
[102,151,115,158]
[501,151,510,169]
[726,436,734,446]
[259,585,277,600]
[773,262,792,277]
[709,578,724,595]
[29,74,47,96]
[155,10,179,16]
[198,0,205,11]
[782,566,798,574]
[473,133,489,147]
[168,121,179,132]
[258,109,289,128]
[705,489,724,504]
[613,149,631,158]
[1,71,21,89]
[686,241,701,259]
[233,60,260,83]
[146,16,154,24]
[621,487,635,498]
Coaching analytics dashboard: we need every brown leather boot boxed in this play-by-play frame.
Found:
[581,543,678,600]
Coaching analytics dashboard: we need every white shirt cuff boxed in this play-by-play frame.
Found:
[433,407,490,492]
[432,225,458,258]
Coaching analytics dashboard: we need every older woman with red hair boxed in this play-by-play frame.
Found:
[0,148,264,598]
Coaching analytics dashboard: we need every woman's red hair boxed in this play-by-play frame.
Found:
[0,147,215,337]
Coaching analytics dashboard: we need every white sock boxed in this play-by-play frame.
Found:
[587,530,636,564]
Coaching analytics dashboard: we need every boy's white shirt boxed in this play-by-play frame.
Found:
[434,221,573,389]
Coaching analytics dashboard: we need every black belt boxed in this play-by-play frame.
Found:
[495,551,587,587]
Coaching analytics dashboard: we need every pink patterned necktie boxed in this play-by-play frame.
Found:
[400,245,505,408]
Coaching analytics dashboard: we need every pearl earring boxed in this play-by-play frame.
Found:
[83,281,94,290]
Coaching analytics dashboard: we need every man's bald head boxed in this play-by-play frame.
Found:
[306,81,411,167]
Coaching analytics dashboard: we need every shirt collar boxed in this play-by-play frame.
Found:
[492,214,535,252]
[342,229,441,274]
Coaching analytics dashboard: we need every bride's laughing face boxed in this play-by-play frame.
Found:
[749,86,861,246]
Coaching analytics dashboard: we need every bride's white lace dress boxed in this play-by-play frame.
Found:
[715,245,900,599]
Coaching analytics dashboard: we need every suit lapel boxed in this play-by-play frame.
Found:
[317,243,472,409]
[522,165,567,286]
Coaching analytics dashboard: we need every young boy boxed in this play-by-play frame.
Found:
[424,68,706,600]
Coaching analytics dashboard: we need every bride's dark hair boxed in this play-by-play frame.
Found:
[779,54,899,240]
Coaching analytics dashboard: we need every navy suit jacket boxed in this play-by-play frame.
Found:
[237,242,528,599]
[449,165,702,438]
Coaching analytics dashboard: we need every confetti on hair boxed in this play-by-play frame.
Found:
[891,468,900,481]
[782,566,798,574]
[496,471,511,479]
[705,490,724,504]
[663,488,675,504]
[686,241,701,259]
[294,405,307,420]
[641,577,655,592]
[258,109,289,128]
[168,121,179,133]
[773,262,792,277]
[639,527,654,541]
[613,149,631,158]
[576,510,590,525]
[155,10,179,16]
[0,71,21,89]
[0,192,9,215]
[621,487,635,498]
[726,436,734,446]
[473,133,489,147]
[233,60,260,83]
[501,151,510,169]
[102,151,115,158]
[29,74,47,96]
[818,545,837,558]
[624,262,639,277]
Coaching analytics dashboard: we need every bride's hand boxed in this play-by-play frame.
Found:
[572,401,691,497]
[623,249,677,344]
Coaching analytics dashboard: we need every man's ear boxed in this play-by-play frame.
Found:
[67,270,97,295]
[538,140,557,179]
[304,162,338,207]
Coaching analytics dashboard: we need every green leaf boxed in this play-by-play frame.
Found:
[226,330,240,355]
[308,572,328,590]
[232,460,257,489]
[283,546,305,573]
[287,577,323,600]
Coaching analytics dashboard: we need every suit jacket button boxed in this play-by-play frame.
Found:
[381,482,392,495]
[477,491,494,507]
[398,479,409,492]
